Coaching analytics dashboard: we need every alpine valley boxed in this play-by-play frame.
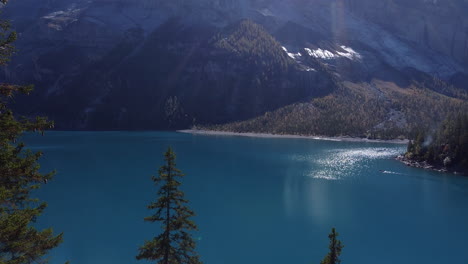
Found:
[2,0,468,138]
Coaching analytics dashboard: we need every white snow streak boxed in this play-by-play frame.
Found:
[282,46,302,60]
[303,46,362,61]
[305,48,336,59]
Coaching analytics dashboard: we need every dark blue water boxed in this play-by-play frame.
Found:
[24,131,468,264]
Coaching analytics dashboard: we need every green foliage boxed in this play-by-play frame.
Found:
[136,147,201,264]
[415,74,468,100]
[212,20,293,72]
[406,112,468,174]
[39,19,336,129]
[208,84,390,138]
[0,2,63,262]
[320,228,344,264]
[0,21,15,67]
[208,80,468,140]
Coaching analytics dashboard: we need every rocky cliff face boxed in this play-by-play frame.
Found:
[345,0,468,67]
[1,0,467,130]
[5,0,467,75]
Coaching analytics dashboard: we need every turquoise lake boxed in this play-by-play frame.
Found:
[24,131,468,264]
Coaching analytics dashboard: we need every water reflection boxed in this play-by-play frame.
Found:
[283,146,404,223]
[312,147,403,180]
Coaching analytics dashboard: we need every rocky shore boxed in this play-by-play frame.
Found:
[396,155,453,174]
[396,155,448,172]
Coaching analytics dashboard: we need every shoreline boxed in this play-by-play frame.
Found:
[178,129,409,144]
[395,155,448,173]
[395,155,467,176]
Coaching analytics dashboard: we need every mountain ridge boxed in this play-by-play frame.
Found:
[1,0,467,137]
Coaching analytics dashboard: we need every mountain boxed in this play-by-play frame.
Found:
[1,0,467,136]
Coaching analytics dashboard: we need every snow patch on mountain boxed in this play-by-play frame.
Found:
[305,48,335,59]
[263,0,465,78]
[282,47,316,72]
[282,46,302,60]
[304,46,362,60]
[337,46,362,60]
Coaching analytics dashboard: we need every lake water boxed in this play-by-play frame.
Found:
[24,131,468,264]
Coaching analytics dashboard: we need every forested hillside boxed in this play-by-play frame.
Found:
[403,113,468,175]
[18,19,337,130]
[208,79,468,139]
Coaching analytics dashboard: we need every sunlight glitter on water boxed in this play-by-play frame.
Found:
[310,147,404,180]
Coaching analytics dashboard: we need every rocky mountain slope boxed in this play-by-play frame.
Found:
[1,0,467,136]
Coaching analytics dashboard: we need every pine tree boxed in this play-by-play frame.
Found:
[320,228,344,264]
[136,147,202,264]
[0,0,63,262]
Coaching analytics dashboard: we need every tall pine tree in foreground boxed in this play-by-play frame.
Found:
[0,0,63,262]
[320,228,344,264]
[137,147,201,264]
